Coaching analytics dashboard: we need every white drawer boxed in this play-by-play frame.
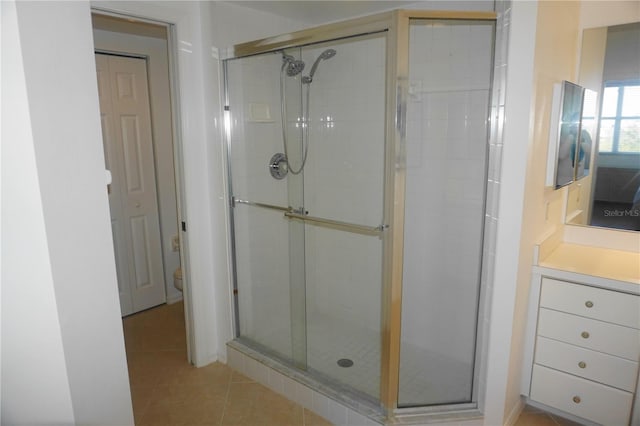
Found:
[535,336,639,392]
[541,278,640,329]
[537,308,640,361]
[530,364,633,426]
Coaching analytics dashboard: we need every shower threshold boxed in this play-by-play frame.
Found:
[226,340,484,425]
[227,339,386,424]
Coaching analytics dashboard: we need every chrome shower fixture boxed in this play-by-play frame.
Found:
[302,49,337,84]
[276,47,337,177]
[282,53,305,77]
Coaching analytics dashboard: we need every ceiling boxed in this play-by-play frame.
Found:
[225,1,422,25]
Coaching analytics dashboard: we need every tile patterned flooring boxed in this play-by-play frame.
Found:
[123,302,581,426]
[124,302,331,425]
[513,405,583,426]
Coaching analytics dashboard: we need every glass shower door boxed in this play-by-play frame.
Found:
[226,49,307,364]
[398,18,495,407]
[300,33,386,401]
[226,31,387,402]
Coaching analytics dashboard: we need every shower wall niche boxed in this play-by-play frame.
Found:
[223,9,498,422]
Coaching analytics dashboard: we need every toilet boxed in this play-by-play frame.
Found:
[173,267,183,291]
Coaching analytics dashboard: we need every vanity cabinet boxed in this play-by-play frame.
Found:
[524,275,640,425]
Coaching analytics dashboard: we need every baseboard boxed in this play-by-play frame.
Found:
[166,293,183,304]
[194,353,219,368]
[504,398,525,426]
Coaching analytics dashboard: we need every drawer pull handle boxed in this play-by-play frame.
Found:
[573,396,581,404]
[578,361,587,369]
[581,331,590,339]
[585,301,594,308]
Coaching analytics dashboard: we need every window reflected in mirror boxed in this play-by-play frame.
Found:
[568,22,640,231]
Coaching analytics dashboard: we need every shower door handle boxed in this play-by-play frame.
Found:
[284,211,386,237]
[233,197,292,213]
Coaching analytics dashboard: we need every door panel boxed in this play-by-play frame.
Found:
[227,52,297,362]
[121,115,144,192]
[398,19,494,407]
[97,57,133,315]
[96,53,166,316]
[130,215,152,289]
[301,34,386,400]
[226,32,387,402]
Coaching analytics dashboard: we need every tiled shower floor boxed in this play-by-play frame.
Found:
[247,313,473,406]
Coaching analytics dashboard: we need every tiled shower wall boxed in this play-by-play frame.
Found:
[402,19,494,364]
[477,0,512,413]
[301,34,386,335]
[399,18,495,405]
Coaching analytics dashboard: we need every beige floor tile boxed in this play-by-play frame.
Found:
[125,302,336,426]
[522,405,547,414]
[173,361,233,386]
[138,397,226,426]
[129,384,155,425]
[514,411,559,426]
[303,408,333,426]
[152,383,229,405]
[516,405,584,426]
[549,414,583,426]
[222,382,304,426]
[230,370,255,383]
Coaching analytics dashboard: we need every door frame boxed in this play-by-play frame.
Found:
[91,8,194,363]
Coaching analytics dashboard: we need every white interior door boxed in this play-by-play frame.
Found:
[96,53,166,316]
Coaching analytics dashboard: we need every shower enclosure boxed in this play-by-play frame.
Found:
[223,10,497,421]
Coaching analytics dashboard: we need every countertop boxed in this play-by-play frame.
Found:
[538,242,640,285]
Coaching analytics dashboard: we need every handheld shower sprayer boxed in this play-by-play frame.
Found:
[302,49,337,84]
[275,48,338,178]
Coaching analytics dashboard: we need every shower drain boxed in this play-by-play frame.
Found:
[337,358,354,368]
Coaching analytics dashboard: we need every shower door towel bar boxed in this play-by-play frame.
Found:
[233,197,385,236]
[284,211,386,237]
[232,197,292,213]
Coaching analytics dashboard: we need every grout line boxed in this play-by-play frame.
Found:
[548,413,562,426]
[219,366,233,426]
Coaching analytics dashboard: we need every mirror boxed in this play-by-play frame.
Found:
[567,22,640,231]
[547,81,587,189]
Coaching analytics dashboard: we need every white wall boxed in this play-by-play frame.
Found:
[210,1,308,47]
[92,28,183,305]
[1,2,76,423]
[302,34,386,333]
[3,1,134,424]
[482,1,539,424]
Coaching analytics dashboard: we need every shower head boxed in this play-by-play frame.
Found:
[302,49,337,84]
[282,53,305,77]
